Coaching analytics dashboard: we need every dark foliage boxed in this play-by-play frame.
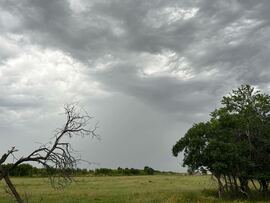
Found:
[173,85,270,198]
[1,164,170,177]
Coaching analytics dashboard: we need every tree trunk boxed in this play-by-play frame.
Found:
[228,175,234,192]
[4,175,24,203]
[232,175,239,193]
[260,179,268,193]
[223,175,229,192]
[240,177,248,191]
[215,175,224,198]
[250,179,259,191]
[239,177,250,198]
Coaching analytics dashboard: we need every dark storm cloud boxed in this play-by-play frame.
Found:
[2,0,269,86]
[94,63,226,119]
[1,0,270,171]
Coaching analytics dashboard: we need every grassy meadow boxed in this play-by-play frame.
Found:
[0,175,269,203]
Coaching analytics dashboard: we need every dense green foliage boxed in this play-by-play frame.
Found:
[2,164,89,177]
[1,164,166,177]
[173,85,270,197]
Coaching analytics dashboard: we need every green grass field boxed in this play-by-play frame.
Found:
[0,175,269,203]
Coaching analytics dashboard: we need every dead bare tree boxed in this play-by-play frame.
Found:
[0,104,98,203]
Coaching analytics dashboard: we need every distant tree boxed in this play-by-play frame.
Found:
[95,168,113,176]
[3,164,34,177]
[130,168,140,175]
[173,85,270,197]
[123,168,131,175]
[144,166,154,175]
[0,104,98,203]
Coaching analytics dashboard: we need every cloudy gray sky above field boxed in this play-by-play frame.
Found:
[1,0,270,171]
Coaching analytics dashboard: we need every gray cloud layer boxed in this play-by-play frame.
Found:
[0,0,270,171]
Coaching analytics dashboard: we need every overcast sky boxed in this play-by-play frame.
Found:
[1,0,270,172]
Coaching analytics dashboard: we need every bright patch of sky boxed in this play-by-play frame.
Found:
[146,7,199,28]
[141,51,193,80]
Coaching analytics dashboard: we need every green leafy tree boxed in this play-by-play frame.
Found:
[173,85,270,197]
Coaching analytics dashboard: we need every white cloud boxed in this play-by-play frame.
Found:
[0,8,20,30]
[141,50,193,80]
[68,0,88,13]
[146,7,199,28]
[0,46,110,124]
[0,34,23,60]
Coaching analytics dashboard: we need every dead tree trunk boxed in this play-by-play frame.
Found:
[0,105,97,202]
[0,165,23,202]
[4,175,23,203]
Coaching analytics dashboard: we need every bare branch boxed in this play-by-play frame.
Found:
[0,104,98,202]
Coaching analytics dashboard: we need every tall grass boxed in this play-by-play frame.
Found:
[0,175,269,203]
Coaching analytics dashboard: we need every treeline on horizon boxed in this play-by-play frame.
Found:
[2,163,179,177]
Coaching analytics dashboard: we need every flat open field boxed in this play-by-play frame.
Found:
[0,175,269,203]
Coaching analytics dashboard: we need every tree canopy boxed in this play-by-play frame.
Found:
[173,85,270,197]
